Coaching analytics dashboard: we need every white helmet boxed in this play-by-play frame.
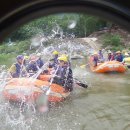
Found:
[37,53,42,57]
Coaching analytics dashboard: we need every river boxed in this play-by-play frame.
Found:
[0,58,130,130]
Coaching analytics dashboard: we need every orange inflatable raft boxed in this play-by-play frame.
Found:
[3,78,70,103]
[38,74,51,81]
[89,57,126,73]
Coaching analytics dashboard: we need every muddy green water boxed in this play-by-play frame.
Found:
[0,59,130,130]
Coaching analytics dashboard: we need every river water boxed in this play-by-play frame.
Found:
[0,58,130,130]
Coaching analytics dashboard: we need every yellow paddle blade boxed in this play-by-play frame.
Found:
[80,64,86,68]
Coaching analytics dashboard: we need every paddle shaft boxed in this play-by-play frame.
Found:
[46,65,60,95]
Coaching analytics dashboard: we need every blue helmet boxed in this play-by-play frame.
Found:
[16,55,24,60]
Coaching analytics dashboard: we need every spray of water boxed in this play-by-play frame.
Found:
[0,19,97,129]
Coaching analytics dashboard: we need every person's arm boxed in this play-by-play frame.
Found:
[65,68,73,92]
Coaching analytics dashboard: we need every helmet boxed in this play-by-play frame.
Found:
[108,50,112,54]
[61,54,69,59]
[24,56,29,60]
[37,53,41,56]
[53,51,59,55]
[124,52,129,56]
[93,52,98,55]
[122,50,127,53]
[58,56,68,62]
[116,51,121,53]
[16,55,24,60]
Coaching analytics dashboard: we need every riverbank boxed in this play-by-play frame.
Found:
[0,28,130,66]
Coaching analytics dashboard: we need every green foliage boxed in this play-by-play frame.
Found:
[75,14,107,37]
[0,53,17,66]
[103,33,121,46]
[0,40,30,54]
[110,45,124,51]
[7,13,109,41]
[10,25,42,41]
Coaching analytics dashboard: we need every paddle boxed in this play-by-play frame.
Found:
[36,66,60,113]
[80,64,86,68]
[44,65,60,94]
[80,64,89,68]
[0,78,11,81]
[74,78,88,88]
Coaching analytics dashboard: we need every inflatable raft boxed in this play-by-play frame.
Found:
[89,58,126,73]
[38,74,51,81]
[3,78,70,103]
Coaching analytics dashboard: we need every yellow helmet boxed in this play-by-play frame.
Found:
[53,51,59,55]
[24,56,29,60]
[61,54,69,59]
[58,56,68,62]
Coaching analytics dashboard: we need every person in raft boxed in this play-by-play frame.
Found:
[98,49,104,62]
[122,52,130,68]
[115,51,124,62]
[107,50,115,61]
[9,55,27,78]
[26,54,44,74]
[52,55,73,92]
[92,52,99,67]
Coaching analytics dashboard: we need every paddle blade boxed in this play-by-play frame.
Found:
[74,78,88,88]
[80,64,86,68]
[76,82,88,88]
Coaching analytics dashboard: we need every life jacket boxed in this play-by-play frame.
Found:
[53,66,73,91]
[108,54,112,61]
[52,56,58,67]
[116,55,124,62]
[111,55,115,61]
[93,56,98,66]
[36,58,44,68]
[12,63,21,78]
[98,52,104,59]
